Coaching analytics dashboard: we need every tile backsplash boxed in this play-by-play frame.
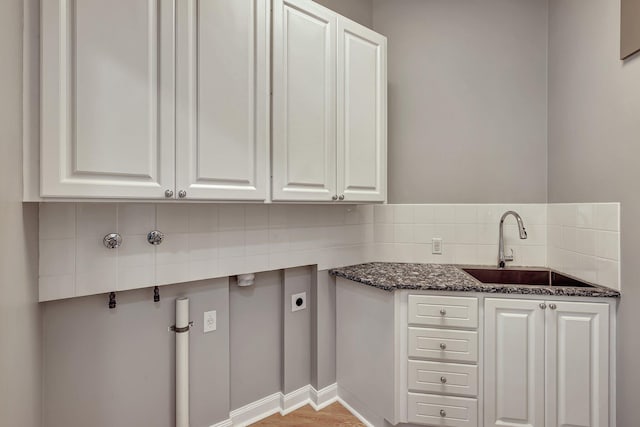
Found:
[547,203,621,290]
[373,204,548,267]
[39,202,621,301]
[39,203,374,301]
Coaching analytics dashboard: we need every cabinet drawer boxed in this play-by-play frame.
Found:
[408,393,478,427]
[408,360,478,397]
[409,295,478,329]
[409,327,478,363]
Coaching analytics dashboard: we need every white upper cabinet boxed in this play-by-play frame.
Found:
[272,0,387,202]
[272,0,338,202]
[337,18,387,202]
[175,0,269,200]
[41,0,175,199]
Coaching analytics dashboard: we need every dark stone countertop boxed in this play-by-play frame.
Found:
[329,262,620,298]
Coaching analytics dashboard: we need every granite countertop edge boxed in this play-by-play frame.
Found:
[328,262,621,298]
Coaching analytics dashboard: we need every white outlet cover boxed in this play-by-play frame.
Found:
[203,310,216,333]
[432,237,443,254]
[291,292,307,312]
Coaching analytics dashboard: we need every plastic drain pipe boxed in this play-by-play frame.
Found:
[176,297,190,427]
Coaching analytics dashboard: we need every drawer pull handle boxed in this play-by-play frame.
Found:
[549,303,557,310]
[440,376,447,384]
[440,308,447,316]
[439,343,447,350]
[440,409,447,417]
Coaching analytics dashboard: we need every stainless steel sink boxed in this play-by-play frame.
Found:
[462,268,596,287]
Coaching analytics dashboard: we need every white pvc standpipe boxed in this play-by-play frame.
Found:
[176,297,190,427]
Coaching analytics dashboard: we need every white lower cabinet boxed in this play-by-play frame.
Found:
[484,298,610,427]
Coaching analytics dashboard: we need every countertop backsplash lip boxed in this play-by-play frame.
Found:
[329,262,621,298]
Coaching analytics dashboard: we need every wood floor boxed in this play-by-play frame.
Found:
[250,402,364,426]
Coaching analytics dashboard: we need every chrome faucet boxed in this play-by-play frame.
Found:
[498,211,527,268]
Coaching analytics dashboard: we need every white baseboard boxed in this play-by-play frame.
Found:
[210,382,358,427]
[337,396,375,427]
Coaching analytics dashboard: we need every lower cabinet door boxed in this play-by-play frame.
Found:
[546,301,610,427]
[484,298,546,427]
[408,393,478,427]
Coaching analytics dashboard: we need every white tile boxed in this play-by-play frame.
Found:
[324,205,346,226]
[476,245,498,266]
[414,205,434,224]
[476,205,502,224]
[345,206,361,225]
[394,205,414,224]
[413,244,435,264]
[576,204,594,229]
[374,205,394,224]
[433,205,455,223]
[219,230,245,258]
[434,244,455,264]
[118,235,155,268]
[433,224,455,244]
[40,239,75,276]
[76,238,117,295]
[118,203,155,235]
[595,231,619,261]
[394,224,413,243]
[118,266,154,291]
[269,228,290,253]
[188,205,218,233]
[595,258,620,290]
[520,224,546,246]
[454,224,478,244]
[156,263,189,286]
[188,233,218,261]
[547,225,562,248]
[594,203,619,231]
[39,275,75,301]
[557,204,577,227]
[358,205,374,224]
[245,205,269,229]
[157,205,189,233]
[374,223,394,243]
[219,205,245,231]
[245,229,270,255]
[516,245,547,267]
[240,255,270,274]
[413,224,434,244]
[77,203,117,240]
[454,205,477,224]
[515,204,547,226]
[575,228,596,256]
[188,259,219,282]
[40,203,76,239]
[289,227,316,251]
[453,244,477,265]
[561,226,577,252]
[477,223,498,245]
[269,205,288,228]
[156,233,189,265]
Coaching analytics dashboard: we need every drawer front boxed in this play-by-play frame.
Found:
[409,295,478,329]
[409,327,478,363]
[408,393,478,427]
[408,360,478,397]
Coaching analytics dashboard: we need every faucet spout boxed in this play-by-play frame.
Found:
[498,211,528,268]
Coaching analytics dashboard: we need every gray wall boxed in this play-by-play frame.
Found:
[229,272,283,410]
[315,0,373,27]
[547,1,640,424]
[373,0,549,204]
[0,1,42,427]
[43,278,230,427]
[43,268,323,426]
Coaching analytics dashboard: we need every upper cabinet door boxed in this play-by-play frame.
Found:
[41,0,175,198]
[175,0,269,200]
[272,0,337,201]
[545,302,610,427]
[484,298,546,427]
[337,18,387,203]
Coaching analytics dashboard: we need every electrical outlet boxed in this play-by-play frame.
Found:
[291,292,307,312]
[432,237,443,254]
[203,310,216,333]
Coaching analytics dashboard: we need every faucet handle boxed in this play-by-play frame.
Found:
[504,248,514,262]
